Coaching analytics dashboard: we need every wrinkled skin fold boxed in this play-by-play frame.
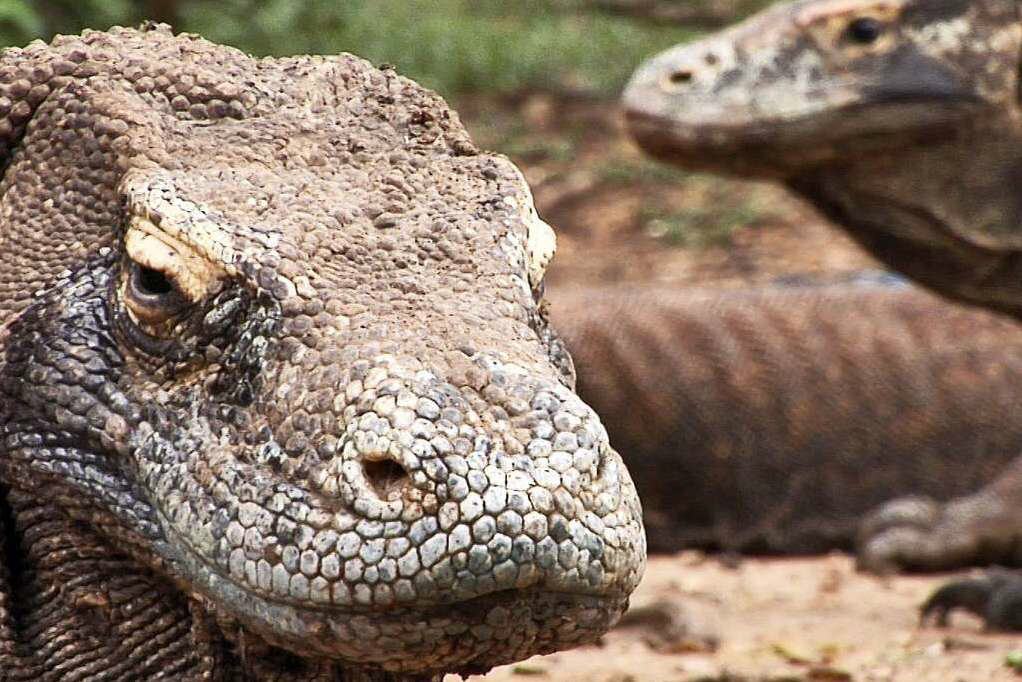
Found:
[623,0,1022,629]
[0,26,645,679]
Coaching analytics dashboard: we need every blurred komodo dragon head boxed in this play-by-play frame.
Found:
[0,25,645,680]
[624,0,1022,318]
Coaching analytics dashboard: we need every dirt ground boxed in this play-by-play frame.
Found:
[448,95,1022,682]
[473,554,1021,682]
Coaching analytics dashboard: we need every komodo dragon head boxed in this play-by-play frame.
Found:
[0,26,645,678]
[623,0,1022,317]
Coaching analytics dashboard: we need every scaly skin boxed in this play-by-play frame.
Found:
[551,279,1022,554]
[0,26,646,679]
[622,0,1022,627]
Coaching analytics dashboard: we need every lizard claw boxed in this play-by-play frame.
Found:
[921,570,1022,631]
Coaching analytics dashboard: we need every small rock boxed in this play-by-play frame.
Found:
[942,636,990,652]
[771,642,815,666]
[807,667,853,682]
[615,598,719,653]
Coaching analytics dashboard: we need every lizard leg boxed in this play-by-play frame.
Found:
[857,457,1022,573]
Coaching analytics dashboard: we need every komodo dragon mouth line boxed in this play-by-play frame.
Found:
[162,518,628,668]
[625,98,984,177]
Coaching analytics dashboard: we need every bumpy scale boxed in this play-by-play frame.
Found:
[552,279,1022,554]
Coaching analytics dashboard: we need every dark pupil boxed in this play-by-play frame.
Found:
[848,17,882,44]
[137,265,173,296]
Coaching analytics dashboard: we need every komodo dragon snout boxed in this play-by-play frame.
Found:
[0,26,644,678]
[624,0,1020,175]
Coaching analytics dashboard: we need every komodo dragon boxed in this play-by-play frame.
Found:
[623,0,1022,627]
[0,25,646,680]
[551,279,1022,554]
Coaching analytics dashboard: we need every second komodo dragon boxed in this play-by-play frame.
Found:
[625,0,1022,628]
[0,25,646,680]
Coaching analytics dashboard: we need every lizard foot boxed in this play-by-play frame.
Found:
[921,570,1022,631]
[856,493,1015,574]
[856,495,950,573]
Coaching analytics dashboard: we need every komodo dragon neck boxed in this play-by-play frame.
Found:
[789,114,1022,318]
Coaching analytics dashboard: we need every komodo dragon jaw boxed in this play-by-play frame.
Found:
[623,0,1022,317]
[0,26,644,678]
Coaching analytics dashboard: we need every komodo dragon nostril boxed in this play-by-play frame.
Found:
[667,69,695,87]
[362,457,412,501]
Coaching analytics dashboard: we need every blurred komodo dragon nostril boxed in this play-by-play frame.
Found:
[668,69,694,85]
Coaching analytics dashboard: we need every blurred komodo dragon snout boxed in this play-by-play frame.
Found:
[624,0,1021,178]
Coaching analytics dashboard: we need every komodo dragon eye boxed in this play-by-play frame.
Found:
[117,217,225,334]
[124,260,189,322]
[846,17,884,44]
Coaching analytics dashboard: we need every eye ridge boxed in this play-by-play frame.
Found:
[847,16,884,45]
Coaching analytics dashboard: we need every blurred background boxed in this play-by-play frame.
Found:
[0,0,878,289]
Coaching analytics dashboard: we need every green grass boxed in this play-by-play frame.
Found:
[596,159,690,185]
[174,0,703,98]
[641,199,762,248]
[0,0,698,99]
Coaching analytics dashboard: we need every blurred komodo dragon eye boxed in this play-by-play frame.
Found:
[846,17,884,44]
